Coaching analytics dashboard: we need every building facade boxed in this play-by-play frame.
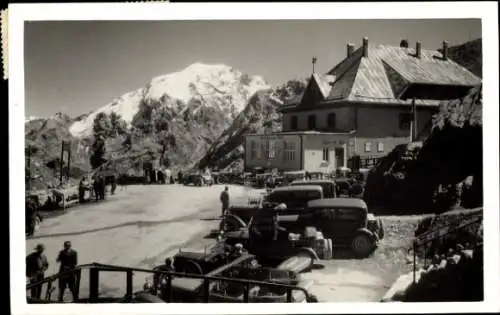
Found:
[244,37,481,172]
[244,131,352,173]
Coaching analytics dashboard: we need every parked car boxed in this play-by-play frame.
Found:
[221,185,324,233]
[304,198,384,257]
[290,180,337,198]
[146,249,317,303]
[183,173,214,186]
[264,185,323,208]
[224,197,383,258]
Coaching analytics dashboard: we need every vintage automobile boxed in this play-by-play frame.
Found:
[183,173,214,186]
[221,185,324,233]
[303,198,384,257]
[334,177,353,197]
[225,198,383,258]
[145,248,318,303]
[254,173,273,188]
[283,170,306,183]
[171,244,237,275]
[264,185,323,208]
[290,179,337,198]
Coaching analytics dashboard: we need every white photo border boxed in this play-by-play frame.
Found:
[9,2,500,315]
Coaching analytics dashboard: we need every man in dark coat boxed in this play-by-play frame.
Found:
[93,176,101,201]
[26,244,49,300]
[220,186,230,217]
[56,241,78,302]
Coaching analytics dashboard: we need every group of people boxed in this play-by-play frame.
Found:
[79,174,117,203]
[26,241,78,302]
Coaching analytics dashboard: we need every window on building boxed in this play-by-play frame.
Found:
[250,141,257,159]
[399,113,412,130]
[284,141,296,161]
[322,147,330,162]
[290,115,298,131]
[327,113,336,129]
[308,115,316,130]
[377,142,384,152]
[268,139,276,159]
[364,141,372,152]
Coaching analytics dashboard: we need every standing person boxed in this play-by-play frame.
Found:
[26,244,49,300]
[56,241,78,302]
[99,175,106,200]
[78,176,89,203]
[92,176,100,201]
[110,175,117,195]
[220,186,230,217]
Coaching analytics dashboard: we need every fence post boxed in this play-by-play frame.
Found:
[126,270,133,298]
[202,279,210,303]
[243,283,250,303]
[165,275,172,302]
[413,241,417,284]
[286,288,293,303]
[45,280,53,301]
[89,268,99,302]
[74,269,81,300]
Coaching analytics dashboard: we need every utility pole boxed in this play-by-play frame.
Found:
[66,143,71,182]
[59,141,65,185]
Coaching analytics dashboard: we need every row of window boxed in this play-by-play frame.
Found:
[289,113,413,131]
[290,113,336,130]
[249,140,297,161]
[364,141,384,153]
[249,140,385,161]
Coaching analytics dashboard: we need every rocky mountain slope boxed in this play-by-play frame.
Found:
[196,78,308,171]
[363,38,483,214]
[25,63,270,189]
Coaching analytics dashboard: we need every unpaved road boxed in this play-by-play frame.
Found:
[27,184,421,302]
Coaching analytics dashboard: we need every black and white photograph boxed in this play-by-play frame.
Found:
[8,2,499,314]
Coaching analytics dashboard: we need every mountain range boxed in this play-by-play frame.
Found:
[24,38,482,190]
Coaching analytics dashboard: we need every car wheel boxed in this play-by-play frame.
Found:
[351,233,375,258]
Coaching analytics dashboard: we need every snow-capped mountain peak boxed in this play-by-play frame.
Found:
[69,62,270,138]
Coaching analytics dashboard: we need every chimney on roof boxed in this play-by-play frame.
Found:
[400,39,409,48]
[362,37,369,57]
[416,41,422,59]
[347,43,355,58]
[442,40,449,60]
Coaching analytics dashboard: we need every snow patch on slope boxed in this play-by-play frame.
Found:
[69,63,270,138]
[69,88,145,138]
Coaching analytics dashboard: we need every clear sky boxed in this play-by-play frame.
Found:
[25,19,481,118]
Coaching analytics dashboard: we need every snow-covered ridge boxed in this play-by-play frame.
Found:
[69,63,270,138]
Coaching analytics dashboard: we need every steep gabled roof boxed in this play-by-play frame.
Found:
[280,42,482,112]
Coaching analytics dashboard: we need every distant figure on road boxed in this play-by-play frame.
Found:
[26,244,49,300]
[178,171,184,184]
[220,186,230,217]
[78,176,89,203]
[56,241,78,302]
